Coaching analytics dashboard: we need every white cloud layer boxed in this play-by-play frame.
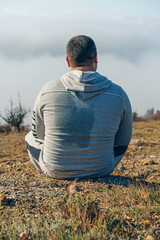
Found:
[0,8,160,62]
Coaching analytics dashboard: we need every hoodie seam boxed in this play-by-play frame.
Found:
[102,92,123,99]
[41,90,70,96]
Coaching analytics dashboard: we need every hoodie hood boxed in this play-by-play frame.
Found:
[61,71,112,100]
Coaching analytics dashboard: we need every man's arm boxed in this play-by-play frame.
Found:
[31,91,45,140]
[114,91,133,165]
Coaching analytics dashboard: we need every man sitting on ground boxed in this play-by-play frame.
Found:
[25,35,133,179]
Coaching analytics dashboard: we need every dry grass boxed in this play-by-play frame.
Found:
[0,121,160,239]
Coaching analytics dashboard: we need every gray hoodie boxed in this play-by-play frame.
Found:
[29,71,132,179]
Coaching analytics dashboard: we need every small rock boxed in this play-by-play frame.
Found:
[68,184,80,193]
[47,235,56,240]
[0,194,7,206]
[145,235,154,240]
[19,232,28,240]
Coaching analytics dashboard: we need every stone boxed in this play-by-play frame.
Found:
[19,232,28,240]
[145,235,154,240]
[68,184,80,193]
[0,193,7,206]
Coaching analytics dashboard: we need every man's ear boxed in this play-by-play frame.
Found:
[95,53,98,64]
[66,56,71,67]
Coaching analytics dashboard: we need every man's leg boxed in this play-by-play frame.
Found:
[114,146,128,166]
[25,131,44,174]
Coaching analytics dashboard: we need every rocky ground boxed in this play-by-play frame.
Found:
[0,121,160,239]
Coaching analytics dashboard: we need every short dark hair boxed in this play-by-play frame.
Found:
[66,35,97,67]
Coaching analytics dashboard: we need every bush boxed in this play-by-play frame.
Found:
[0,95,30,132]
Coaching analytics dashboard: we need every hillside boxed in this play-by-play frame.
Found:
[0,121,160,239]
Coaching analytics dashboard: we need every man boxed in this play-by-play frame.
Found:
[25,35,132,179]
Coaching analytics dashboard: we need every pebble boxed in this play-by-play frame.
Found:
[68,184,80,193]
[0,193,7,206]
[19,232,28,240]
[145,235,154,240]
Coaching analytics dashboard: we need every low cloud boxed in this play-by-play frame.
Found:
[0,11,160,62]
[97,32,159,62]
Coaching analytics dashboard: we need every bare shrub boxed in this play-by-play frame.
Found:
[0,124,12,134]
[132,112,143,122]
[0,95,30,132]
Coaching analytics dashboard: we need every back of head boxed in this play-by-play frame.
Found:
[66,35,97,67]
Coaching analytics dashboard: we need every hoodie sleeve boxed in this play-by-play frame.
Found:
[31,91,45,140]
[114,90,133,164]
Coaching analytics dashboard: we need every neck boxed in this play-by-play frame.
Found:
[70,65,96,72]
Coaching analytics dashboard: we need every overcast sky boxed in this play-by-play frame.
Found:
[0,0,160,124]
